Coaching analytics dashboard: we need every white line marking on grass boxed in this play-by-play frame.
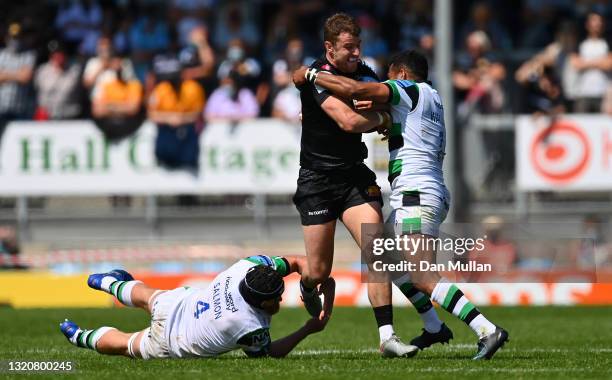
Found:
[291,349,378,356]
[289,347,612,356]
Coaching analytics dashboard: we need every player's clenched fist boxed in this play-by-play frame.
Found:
[292,66,308,87]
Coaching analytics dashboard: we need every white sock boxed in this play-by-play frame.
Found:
[431,279,496,338]
[71,326,115,351]
[100,276,116,292]
[108,280,142,307]
[469,314,497,339]
[379,324,395,342]
[393,275,443,333]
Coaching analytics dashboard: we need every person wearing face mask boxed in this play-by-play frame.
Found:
[291,13,414,358]
[0,23,36,133]
[204,69,259,123]
[91,56,144,141]
[83,36,136,95]
[34,41,83,120]
[270,38,314,125]
[217,38,262,90]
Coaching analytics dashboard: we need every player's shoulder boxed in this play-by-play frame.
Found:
[356,61,380,82]
[385,79,417,89]
[309,58,334,72]
[241,254,290,276]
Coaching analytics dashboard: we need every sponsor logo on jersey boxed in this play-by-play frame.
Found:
[367,185,381,197]
[252,330,271,347]
[224,277,239,313]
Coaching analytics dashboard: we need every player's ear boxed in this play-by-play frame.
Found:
[324,41,333,53]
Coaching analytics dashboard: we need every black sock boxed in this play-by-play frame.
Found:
[300,280,315,293]
[373,305,393,327]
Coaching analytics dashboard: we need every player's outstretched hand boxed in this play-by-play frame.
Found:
[292,66,308,86]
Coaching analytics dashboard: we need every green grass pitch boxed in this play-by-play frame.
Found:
[1,306,611,379]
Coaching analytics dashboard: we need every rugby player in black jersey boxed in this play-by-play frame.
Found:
[293,13,416,357]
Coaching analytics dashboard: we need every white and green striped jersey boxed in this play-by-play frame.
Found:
[165,255,290,358]
[384,79,450,208]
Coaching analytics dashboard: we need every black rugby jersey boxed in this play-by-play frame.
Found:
[297,57,379,170]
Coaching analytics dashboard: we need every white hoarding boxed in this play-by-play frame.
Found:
[0,120,302,195]
[0,119,392,196]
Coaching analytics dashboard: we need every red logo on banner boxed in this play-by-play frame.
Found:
[530,121,591,183]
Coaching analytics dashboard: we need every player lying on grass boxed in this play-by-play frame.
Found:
[59,255,335,359]
[293,50,509,360]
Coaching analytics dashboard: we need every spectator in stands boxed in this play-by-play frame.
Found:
[181,25,216,88]
[54,0,102,54]
[217,38,261,87]
[453,31,506,117]
[571,215,610,269]
[0,225,26,270]
[397,0,432,51]
[516,65,566,116]
[204,70,259,122]
[271,60,300,125]
[268,38,311,125]
[467,216,517,281]
[518,1,563,49]
[129,5,170,82]
[83,36,136,94]
[33,41,82,120]
[0,23,35,134]
[213,2,260,52]
[272,37,311,75]
[148,55,205,171]
[91,57,144,141]
[358,15,388,63]
[169,0,213,48]
[570,12,612,113]
[420,33,436,84]
[217,38,268,108]
[515,22,579,112]
[459,2,512,50]
[262,3,298,65]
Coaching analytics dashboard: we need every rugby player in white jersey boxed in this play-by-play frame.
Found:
[293,50,509,360]
[59,255,335,359]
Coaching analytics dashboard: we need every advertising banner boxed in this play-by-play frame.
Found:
[517,115,612,191]
[0,120,302,195]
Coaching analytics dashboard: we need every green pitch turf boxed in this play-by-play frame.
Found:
[1,306,611,379]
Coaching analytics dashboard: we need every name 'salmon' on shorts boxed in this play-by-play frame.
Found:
[293,163,383,226]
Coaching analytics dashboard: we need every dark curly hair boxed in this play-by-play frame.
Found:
[388,49,429,82]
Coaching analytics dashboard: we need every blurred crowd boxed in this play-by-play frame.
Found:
[1,0,612,169]
[2,1,612,125]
